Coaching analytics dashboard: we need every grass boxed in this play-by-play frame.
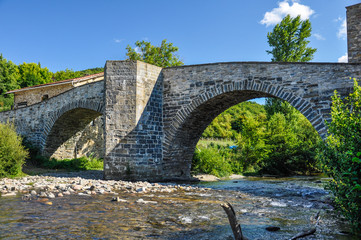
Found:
[21,155,104,176]
[41,156,103,171]
[197,138,236,148]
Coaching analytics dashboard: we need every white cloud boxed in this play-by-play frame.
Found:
[338,53,348,63]
[313,33,325,40]
[261,0,315,27]
[114,39,123,43]
[337,18,347,40]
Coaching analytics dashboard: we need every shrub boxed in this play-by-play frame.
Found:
[318,79,361,234]
[41,156,103,171]
[0,123,28,177]
[192,146,233,178]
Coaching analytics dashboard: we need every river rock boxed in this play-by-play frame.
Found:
[39,192,47,198]
[266,226,281,232]
[136,198,157,204]
[48,192,55,199]
[2,192,17,197]
[112,197,128,202]
[73,185,83,191]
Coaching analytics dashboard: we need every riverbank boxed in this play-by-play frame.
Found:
[193,173,245,182]
[0,170,206,199]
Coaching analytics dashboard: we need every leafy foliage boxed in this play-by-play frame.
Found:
[318,79,361,233]
[0,55,20,111]
[0,123,28,178]
[193,100,320,176]
[0,54,20,95]
[266,15,316,62]
[40,156,103,171]
[52,67,104,81]
[126,39,183,67]
[192,144,233,177]
[18,62,53,88]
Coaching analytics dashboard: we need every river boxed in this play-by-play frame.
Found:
[0,175,356,239]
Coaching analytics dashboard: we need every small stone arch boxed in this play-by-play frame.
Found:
[41,100,104,158]
[163,79,326,180]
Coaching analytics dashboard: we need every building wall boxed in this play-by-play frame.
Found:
[12,76,104,109]
[14,84,73,108]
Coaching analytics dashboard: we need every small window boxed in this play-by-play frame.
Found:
[42,95,49,101]
[17,102,28,108]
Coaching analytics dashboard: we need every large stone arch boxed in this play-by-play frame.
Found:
[42,100,104,159]
[162,80,326,180]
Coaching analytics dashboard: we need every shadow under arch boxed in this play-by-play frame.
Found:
[42,101,104,159]
[163,81,326,180]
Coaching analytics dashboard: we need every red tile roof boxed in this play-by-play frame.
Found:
[6,72,104,94]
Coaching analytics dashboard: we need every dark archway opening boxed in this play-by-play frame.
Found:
[43,108,104,160]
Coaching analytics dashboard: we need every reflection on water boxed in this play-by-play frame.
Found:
[0,176,357,239]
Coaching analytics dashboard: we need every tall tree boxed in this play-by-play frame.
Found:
[126,39,183,68]
[266,15,316,62]
[0,54,20,111]
[263,15,320,174]
[18,62,53,88]
[266,14,317,117]
[0,54,20,95]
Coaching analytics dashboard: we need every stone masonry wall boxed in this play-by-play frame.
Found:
[347,3,361,63]
[12,76,104,109]
[0,81,104,153]
[13,84,73,108]
[161,62,361,180]
[104,61,163,181]
[44,114,104,160]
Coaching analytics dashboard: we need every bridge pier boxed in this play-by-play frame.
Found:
[103,61,164,181]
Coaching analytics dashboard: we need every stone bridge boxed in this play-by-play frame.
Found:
[0,3,360,181]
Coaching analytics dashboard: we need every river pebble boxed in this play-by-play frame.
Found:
[0,171,201,199]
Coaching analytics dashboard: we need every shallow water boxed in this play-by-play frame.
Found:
[0,176,356,239]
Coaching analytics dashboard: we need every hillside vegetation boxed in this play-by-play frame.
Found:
[192,100,321,177]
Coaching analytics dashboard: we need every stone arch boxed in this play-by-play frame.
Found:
[163,80,326,180]
[41,100,104,159]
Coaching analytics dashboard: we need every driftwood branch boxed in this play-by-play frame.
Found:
[220,202,248,240]
[221,202,321,240]
[289,211,321,240]
[289,227,316,240]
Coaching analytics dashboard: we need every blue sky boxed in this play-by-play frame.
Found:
[0,0,359,73]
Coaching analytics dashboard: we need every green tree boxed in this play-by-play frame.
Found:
[266,15,316,62]
[52,67,104,82]
[236,112,268,171]
[0,54,20,111]
[18,62,53,88]
[126,39,183,67]
[265,14,317,121]
[52,69,81,82]
[0,123,28,178]
[0,54,20,95]
[318,79,361,233]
